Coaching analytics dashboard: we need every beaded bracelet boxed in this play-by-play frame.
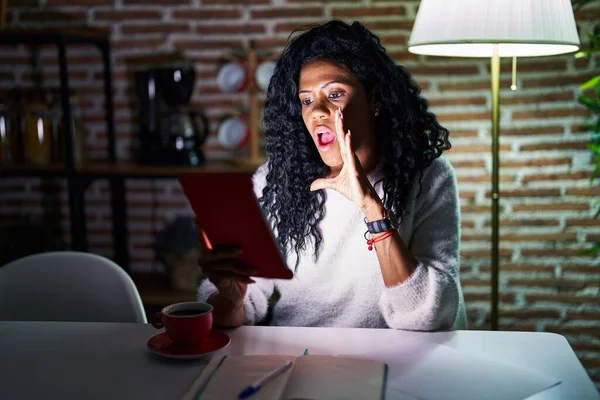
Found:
[364,228,395,251]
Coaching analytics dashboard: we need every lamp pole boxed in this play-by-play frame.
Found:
[490,44,501,330]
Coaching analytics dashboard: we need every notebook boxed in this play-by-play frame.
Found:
[182,355,387,400]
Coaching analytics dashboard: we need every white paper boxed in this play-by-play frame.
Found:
[340,337,561,400]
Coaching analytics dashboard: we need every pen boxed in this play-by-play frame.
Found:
[238,361,294,399]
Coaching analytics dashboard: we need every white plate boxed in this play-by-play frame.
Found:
[218,117,248,150]
[217,62,247,93]
[255,60,276,92]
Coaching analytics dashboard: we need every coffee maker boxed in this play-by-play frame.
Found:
[134,59,209,165]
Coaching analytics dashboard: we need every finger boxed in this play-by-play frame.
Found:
[335,106,348,158]
[206,270,255,285]
[344,130,357,173]
[202,262,257,276]
[202,246,243,262]
[310,177,337,191]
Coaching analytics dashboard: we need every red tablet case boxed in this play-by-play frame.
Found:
[178,172,293,280]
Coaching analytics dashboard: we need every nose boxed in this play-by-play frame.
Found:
[311,98,333,121]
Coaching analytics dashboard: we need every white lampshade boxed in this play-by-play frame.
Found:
[408,0,580,57]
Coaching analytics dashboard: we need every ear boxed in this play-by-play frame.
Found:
[369,85,383,114]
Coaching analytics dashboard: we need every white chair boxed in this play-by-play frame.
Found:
[0,251,147,323]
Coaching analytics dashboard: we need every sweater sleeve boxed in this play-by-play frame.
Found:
[378,157,461,331]
[196,277,275,325]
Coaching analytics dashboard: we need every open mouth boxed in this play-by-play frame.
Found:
[315,127,336,147]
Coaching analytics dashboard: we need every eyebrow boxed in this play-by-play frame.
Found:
[298,79,351,94]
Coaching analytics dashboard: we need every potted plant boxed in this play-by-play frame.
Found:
[154,216,205,292]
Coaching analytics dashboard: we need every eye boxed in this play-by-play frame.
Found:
[328,91,345,100]
[300,98,313,106]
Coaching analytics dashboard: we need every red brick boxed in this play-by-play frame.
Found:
[387,50,419,62]
[20,11,87,23]
[561,264,600,274]
[499,323,537,332]
[203,0,268,3]
[251,7,323,19]
[566,218,600,227]
[501,157,571,167]
[527,294,599,304]
[492,189,561,198]
[545,325,600,336]
[567,311,600,321]
[460,249,512,259]
[520,141,589,151]
[509,278,587,290]
[566,187,600,196]
[520,248,592,257]
[501,126,564,136]
[254,37,290,49]
[483,218,560,227]
[481,263,555,274]
[121,23,190,35]
[274,21,325,34]
[500,309,561,319]
[439,79,512,91]
[196,24,265,35]
[512,108,590,120]
[123,0,189,4]
[522,171,592,184]
[172,9,241,20]
[94,10,163,21]
[464,293,515,303]
[47,0,113,4]
[512,203,589,212]
[112,38,165,50]
[501,232,577,241]
[501,92,574,105]
[332,6,406,17]
[457,175,513,184]
[173,39,243,51]
[570,342,600,352]
[437,112,492,122]
[461,205,491,214]
[449,143,511,153]
[379,35,408,46]
[501,59,568,72]
[365,20,414,31]
[414,65,480,76]
[429,97,487,107]
[451,159,485,167]
[524,74,596,89]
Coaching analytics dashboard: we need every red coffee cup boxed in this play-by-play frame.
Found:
[151,302,213,349]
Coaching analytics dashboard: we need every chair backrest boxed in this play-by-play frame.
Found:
[0,251,147,323]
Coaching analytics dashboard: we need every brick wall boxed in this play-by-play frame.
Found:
[1,0,599,388]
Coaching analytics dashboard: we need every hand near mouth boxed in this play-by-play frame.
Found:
[310,107,380,212]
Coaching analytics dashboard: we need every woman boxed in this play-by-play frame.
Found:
[198,20,466,331]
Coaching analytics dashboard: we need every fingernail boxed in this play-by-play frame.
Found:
[347,129,351,136]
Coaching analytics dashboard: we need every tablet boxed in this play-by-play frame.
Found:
[178,172,293,280]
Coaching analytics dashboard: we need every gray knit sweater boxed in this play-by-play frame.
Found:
[197,156,465,331]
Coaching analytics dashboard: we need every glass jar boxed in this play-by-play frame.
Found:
[0,99,14,166]
[23,90,54,166]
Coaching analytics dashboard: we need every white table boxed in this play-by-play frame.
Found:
[0,322,597,400]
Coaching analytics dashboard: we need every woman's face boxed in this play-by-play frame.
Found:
[298,60,379,175]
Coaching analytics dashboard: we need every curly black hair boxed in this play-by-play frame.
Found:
[260,20,450,267]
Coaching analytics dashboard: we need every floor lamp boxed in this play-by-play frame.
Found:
[408,0,580,330]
